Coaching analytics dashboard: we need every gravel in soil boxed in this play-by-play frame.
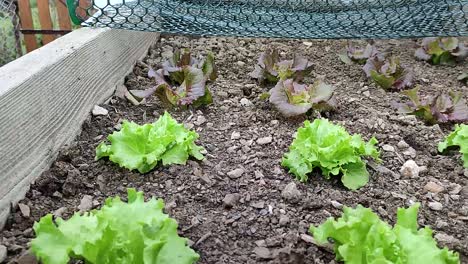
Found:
[1,36,468,263]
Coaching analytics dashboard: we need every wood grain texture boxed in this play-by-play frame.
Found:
[37,0,56,43]
[0,28,159,228]
[55,0,72,30]
[17,0,37,52]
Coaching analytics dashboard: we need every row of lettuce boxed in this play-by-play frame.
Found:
[30,37,468,263]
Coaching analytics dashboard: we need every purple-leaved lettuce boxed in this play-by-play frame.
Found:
[393,86,468,124]
[363,55,413,91]
[269,79,336,117]
[130,49,216,107]
[415,37,467,65]
[250,49,313,84]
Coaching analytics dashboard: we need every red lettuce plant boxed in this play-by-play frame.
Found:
[130,49,216,107]
[269,79,336,117]
[393,87,468,124]
[249,49,313,84]
[363,55,413,91]
[339,43,379,65]
[415,37,467,65]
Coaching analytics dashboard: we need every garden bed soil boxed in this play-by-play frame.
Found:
[1,36,468,263]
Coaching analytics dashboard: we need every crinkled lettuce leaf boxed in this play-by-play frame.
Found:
[339,44,379,65]
[250,49,313,83]
[282,119,379,190]
[415,37,467,65]
[438,124,468,168]
[393,86,468,124]
[130,49,215,108]
[310,203,460,264]
[96,112,204,173]
[363,55,413,91]
[269,79,336,117]
[31,189,200,264]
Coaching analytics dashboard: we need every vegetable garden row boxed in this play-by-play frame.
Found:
[1,36,467,264]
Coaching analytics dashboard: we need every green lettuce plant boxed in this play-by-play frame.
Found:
[363,55,413,91]
[282,119,380,190]
[31,189,199,264]
[438,124,468,168]
[130,49,216,107]
[393,87,468,125]
[415,37,467,65]
[310,203,459,264]
[269,79,336,117]
[249,49,313,84]
[96,112,204,173]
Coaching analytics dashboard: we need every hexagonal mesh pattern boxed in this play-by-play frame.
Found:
[0,0,20,65]
[71,0,468,39]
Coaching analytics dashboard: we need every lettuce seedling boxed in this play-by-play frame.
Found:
[339,43,379,65]
[393,87,468,124]
[310,203,459,264]
[438,124,468,168]
[249,49,313,84]
[282,119,380,190]
[415,37,467,65]
[363,55,413,90]
[130,49,216,107]
[31,188,200,264]
[269,79,336,117]
[96,112,204,173]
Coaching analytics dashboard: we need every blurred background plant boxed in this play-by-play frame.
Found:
[0,0,21,66]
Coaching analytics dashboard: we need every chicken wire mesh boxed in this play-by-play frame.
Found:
[0,0,21,65]
[67,0,468,39]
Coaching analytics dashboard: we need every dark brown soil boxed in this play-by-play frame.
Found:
[1,36,468,264]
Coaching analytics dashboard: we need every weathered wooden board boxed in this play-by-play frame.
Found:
[0,28,159,228]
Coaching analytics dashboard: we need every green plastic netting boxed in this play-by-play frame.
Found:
[67,0,468,39]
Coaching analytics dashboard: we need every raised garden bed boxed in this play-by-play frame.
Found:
[1,34,467,263]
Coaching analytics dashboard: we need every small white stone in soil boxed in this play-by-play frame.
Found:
[0,245,6,263]
[382,144,395,152]
[402,147,417,158]
[251,201,265,209]
[282,182,301,201]
[227,168,245,179]
[302,41,313,46]
[240,98,253,107]
[428,201,443,211]
[424,181,444,193]
[363,91,370,97]
[92,105,108,116]
[397,140,410,149]
[18,203,30,217]
[223,194,240,208]
[253,247,272,259]
[231,131,240,140]
[400,160,420,178]
[330,200,343,209]
[194,116,206,126]
[279,215,290,226]
[257,136,272,145]
[78,195,93,212]
[435,232,460,244]
[236,61,245,67]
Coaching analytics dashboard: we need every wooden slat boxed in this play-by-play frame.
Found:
[37,0,56,44]
[55,0,72,30]
[17,0,38,52]
[0,28,160,228]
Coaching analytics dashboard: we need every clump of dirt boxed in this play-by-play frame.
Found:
[1,35,467,263]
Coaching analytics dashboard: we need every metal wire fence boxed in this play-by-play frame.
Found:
[68,0,468,39]
[0,0,21,66]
